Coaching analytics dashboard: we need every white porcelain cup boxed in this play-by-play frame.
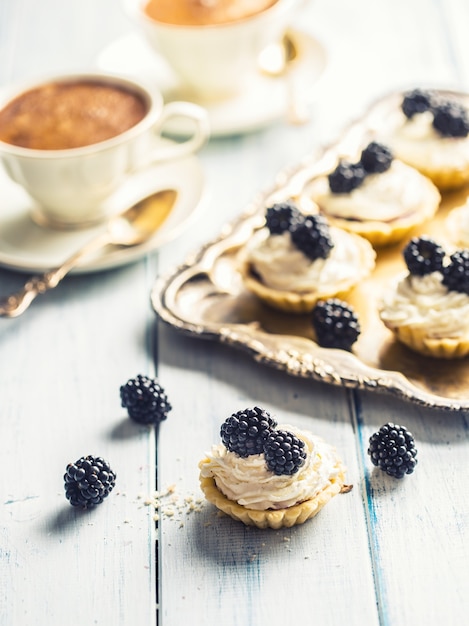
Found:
[0,72,210,228]
[123,0,302,102]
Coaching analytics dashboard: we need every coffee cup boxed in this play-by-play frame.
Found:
[0,72,210,228]
[122,0,303,102]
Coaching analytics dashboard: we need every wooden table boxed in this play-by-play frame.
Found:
[1,1,469,624]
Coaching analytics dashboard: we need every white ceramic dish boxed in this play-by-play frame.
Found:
[96,28,327,136]
[0,147,206,274]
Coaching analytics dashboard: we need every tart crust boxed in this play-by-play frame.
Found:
[199,459,348,529]
[239,230,376,314]
[382,323,469,359]
[395,156,469,192]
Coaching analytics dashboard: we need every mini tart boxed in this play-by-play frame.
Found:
[379,272,469,359]
[384,109,469,191]
[198,459,347,530]
[382,324,469,359]
[405,160,469,191]
[445,202,469,248]
[239,227,376,314]
[309,160,441,247]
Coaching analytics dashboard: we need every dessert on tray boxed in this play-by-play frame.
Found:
[307,141,441,247]
[382,88,469,190]
[239,201,376,313]
[199,407,349,529]
[445,198,469,248]
[379,235,469,358]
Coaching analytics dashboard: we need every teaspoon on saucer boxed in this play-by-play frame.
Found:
[0,188,177,318]
[258,33,310,125]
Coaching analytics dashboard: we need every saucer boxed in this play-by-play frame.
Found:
[0,149,206,274]
[95,29,327,136]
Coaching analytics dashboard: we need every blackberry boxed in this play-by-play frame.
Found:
[368,422,418,479]
[220,406,277,457]
[120,374,172,425]
[403,236,445,276]
[328,161,366,194]
[290,214,334,261]
[311,298,361,351]
[265,201,302,235]
[442,249,469,294]
[64,455,116,508]
[401,88,434,118]
[360,141,393,174]
[432,101,469,138]
[263,430,307,476]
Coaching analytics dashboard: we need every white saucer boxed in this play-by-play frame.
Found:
[96,29,327,137]
[0,150,206,274]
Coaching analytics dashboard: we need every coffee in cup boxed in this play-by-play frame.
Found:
[123,0,302,102]
[0,72,210,228]
[0,79,149,150]
[142,0,279,26]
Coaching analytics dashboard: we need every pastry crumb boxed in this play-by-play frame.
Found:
[139,483,206,526]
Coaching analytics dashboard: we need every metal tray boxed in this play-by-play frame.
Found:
[151,89,469,411]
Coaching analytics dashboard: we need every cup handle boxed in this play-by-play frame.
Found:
[149,101,210,161]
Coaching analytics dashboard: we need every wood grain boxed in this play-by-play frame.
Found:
[1,0,469,625]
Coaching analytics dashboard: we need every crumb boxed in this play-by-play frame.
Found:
[139,483,206,525]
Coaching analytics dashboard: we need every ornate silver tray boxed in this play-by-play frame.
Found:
[151,89,469,411]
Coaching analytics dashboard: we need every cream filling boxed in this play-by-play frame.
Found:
[246,227,369,292]
[200,426,342,511]
[310,160,431,222]
[380,271,469,338]
[385,110,469,172]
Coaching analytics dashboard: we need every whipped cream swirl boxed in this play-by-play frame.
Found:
[246,226,370,292]
[385,110,469,171]
[310,160,434,222]
[380,271,469,337]
[200,425,342,511]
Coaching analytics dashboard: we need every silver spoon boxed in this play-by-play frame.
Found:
[0,188,178,318]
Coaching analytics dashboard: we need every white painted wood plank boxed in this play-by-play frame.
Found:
[0,3,159,624]
[302,0,461,139]
[156,330,379,626]
[435,0,469,89]
[1,263,159,626]
[353,391,469,625]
